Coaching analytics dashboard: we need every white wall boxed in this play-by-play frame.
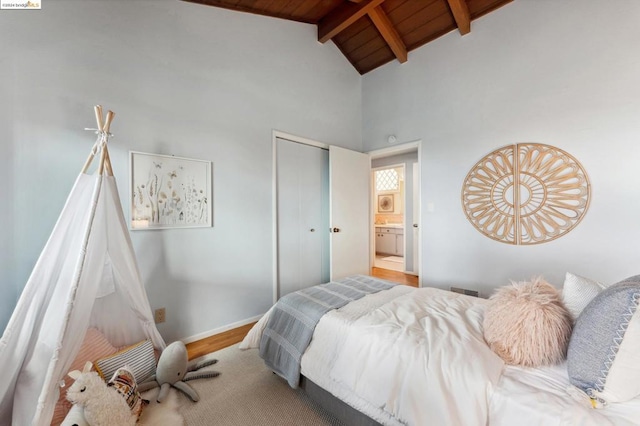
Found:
[362,0,640,296]
[0,71,15,331]
[0,0,361,339]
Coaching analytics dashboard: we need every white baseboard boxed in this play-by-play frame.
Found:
[180,314,264,344]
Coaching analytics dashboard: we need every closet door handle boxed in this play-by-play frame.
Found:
[331,227,341,233]
[310,228,315,232]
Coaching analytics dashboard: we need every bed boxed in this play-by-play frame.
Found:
[240,275,640,426]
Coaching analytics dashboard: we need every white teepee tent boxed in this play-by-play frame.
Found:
[0,106,166,426]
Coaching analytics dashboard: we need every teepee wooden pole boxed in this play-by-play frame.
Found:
[103,110,115,134]
[98,110,116,176]
[97,143,108,175]
[81,149,96,174]
[82,106,116,175]
[94,105,104,131]
[103,148,114,176]
[81,105,105,174]
[99,110,115,176]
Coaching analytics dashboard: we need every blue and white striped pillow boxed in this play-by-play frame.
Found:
[567,275,640,405]
[95,339,156,383]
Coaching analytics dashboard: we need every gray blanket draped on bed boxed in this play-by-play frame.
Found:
[259,275,395,388]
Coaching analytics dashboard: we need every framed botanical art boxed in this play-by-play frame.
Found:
[378,194,394,213]
[129,151,212,230]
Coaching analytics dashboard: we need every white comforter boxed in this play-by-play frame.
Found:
[243,286,504,425]
[490,363,640,426]
[302,286,503,426]
[241,285,640,425]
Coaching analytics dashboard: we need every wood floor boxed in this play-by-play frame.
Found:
[185,268,418,359]
[186,322,256,360]
[371,267,419,287]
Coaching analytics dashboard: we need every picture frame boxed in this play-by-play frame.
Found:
[378,194,394,213]
[129,151,212,230]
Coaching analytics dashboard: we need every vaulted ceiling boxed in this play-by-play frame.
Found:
[183,0,513,74]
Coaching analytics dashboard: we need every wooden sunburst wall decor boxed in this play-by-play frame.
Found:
[461,143,591,245]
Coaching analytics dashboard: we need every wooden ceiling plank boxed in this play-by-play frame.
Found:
[446,0,471,35]
[382,0,412,16]
[368,6,407,63]
[348,32,389,61]
[183,0,318,24]
[467,0,513,19]
[387,0,438,24]
[291,0,322,18]
[332,33,368,74]
[335,17,378,54]
[295,0,345,23]
[355,43,395,73]
[279,0,313,17]
[394,0,450,36]
[318,0,387,43]
[403,12,456,49]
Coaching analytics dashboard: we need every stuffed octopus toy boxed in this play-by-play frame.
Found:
[138,341,219,402]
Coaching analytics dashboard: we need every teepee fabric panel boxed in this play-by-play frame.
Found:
[0,172,165,426]
[88,177,164,349]
[0,174,103,425]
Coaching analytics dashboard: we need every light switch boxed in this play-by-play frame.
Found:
[426,202,435,213]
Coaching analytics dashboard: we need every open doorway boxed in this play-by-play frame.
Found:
[368,142,421,286]
[373,164,406,272]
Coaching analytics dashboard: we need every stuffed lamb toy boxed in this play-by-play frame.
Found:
[59,404,88,426]
[65,362,140,426]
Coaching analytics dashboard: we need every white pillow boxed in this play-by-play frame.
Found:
[562,272,607,320]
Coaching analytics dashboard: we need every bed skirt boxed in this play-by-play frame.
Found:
[300,375,382,426]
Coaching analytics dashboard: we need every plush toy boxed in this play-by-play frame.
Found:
[65,362,141,426]
[138,341,219,402]
[59,404,88,426]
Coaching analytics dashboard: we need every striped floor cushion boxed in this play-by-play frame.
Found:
[95,339,156,383]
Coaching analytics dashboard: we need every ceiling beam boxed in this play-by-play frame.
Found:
[318,0,386,43]
[368,6,407,63]
[446,0,471,35]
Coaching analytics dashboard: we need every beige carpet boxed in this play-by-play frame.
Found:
[140,387,184,426]
[174,344,345,425]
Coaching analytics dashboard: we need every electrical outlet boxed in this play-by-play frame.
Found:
[154,308,166,324]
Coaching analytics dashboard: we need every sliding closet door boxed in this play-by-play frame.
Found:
[276,138,330,298]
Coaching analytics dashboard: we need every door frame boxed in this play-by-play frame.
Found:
[367,140,422,286]
[272,130,329,304]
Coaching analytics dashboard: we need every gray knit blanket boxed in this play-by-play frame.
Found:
[259,275,395,388]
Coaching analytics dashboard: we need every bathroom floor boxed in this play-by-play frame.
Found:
[374,255,404,272]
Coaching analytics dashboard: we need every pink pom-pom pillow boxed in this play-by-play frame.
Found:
[483,277,573,367]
